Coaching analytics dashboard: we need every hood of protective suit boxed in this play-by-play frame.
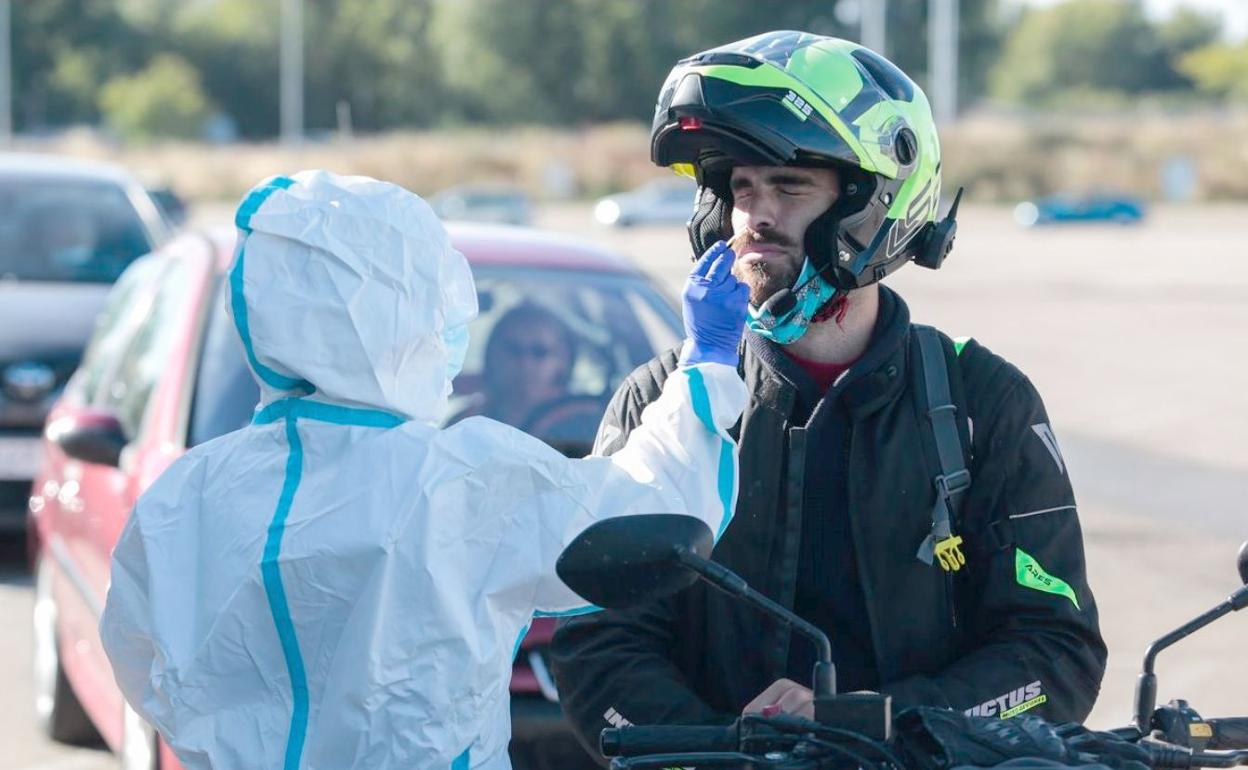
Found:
[228,171,478,425]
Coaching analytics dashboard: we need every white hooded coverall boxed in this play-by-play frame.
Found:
[99,171,746,770]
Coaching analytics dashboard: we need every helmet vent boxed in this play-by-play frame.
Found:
[894,128,918,166]
[671,73,707,110]
[851,48,915,102]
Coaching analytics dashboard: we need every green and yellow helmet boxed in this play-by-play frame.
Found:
[651,31,959,291]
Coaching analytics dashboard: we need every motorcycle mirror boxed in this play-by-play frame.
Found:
[556,514,713,610]
[1134,538,1248,731]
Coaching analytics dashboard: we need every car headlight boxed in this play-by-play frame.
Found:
[1013,201,1040,228]
[594,199,621,226]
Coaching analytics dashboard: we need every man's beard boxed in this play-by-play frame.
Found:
[730,228,802,307]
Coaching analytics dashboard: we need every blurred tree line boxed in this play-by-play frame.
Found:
[7,0,1241,142]
[991,2,1228,106]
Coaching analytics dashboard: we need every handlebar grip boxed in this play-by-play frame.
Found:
[600,725,740,757]
[1209,718,1248,750]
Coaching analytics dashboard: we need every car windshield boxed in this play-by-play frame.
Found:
[188,265,681,457]
[447,265,681,456]
[0,177,153,283]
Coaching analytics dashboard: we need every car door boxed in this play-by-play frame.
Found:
[56,249,205,744]
[33,254,168,735]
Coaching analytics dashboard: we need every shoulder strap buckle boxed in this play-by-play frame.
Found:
[934,469,971,499]
[912,326,973,571]
[933,535,967,572]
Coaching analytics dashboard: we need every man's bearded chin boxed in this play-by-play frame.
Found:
[732,258,801,308]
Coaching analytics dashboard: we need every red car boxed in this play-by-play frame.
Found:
[27,223,682,770]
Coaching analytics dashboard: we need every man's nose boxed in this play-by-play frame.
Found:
[741,194,778,233]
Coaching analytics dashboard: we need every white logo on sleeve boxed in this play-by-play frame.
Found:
[604,706,633,728]
[1031,423,1065,475]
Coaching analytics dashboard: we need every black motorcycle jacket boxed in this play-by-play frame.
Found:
[549,287,1107,762]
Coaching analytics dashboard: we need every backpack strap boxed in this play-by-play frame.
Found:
[913,325,972,572]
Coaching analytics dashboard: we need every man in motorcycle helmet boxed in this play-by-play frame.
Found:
[550,32,1106,756]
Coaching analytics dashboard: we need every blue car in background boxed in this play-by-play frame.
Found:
[1014,193,1146,227]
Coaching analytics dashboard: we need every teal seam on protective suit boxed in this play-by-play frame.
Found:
[686,367,736,538]
[451,747,471,770]
[511,624,531,661]
[230,175,315,394]
[259,407,406,770]
[254,397,405,428]
[713,441,734,539]
[534,604,601,619]
[236,174,406,770]
[533,369,736,619]
[235,175,295,232]
[230,246,313,393]
[262,417,311,770]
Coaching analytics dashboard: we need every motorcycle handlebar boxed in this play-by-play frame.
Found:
[601,724,742,757]
[598,712,1248,768]
[1145,742,1248,769]
[1209,719,1248,751]
[608,752,775,770]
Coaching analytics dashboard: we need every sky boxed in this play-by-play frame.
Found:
[1012,0,1248,40]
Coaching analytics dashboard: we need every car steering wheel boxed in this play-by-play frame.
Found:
[520,395,608,457]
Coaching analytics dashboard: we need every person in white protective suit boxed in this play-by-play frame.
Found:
[99,170,750,770]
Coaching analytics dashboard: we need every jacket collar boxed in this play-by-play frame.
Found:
[743,286,912,420]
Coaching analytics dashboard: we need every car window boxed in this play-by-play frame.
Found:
[0,177,154,283]
[187,282,260,447]
[170,267,681,453]
[96,257,197,439]
[659,183,695,204]
[73,255,167,404]
[447,266,681,457]
[466,191,525,206]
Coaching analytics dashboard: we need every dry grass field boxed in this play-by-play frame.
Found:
[21,110,1248,204]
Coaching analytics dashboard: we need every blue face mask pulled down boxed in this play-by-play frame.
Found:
[443,324,470,394]
[746,257,838,345]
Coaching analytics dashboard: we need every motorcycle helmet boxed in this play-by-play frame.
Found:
[651,31,959,319]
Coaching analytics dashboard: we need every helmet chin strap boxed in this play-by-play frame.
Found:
[744,256,839,345]
[755,261,826,318]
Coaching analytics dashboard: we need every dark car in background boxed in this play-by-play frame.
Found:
[0,154,174,532]
[27,223,680,770]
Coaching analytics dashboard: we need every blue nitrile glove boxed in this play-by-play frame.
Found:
[680,240,750,367]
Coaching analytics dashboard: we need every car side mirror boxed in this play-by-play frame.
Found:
[148,186,188,227]
[1238,541,1248,586]
[47,409,129,468]
[556,514,713,609]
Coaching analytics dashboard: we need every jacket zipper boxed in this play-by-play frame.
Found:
[775,424,807,676]
[946,570,959,631]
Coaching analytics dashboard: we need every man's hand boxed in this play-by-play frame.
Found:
[680,240,749,367]
[743,678,814,720]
